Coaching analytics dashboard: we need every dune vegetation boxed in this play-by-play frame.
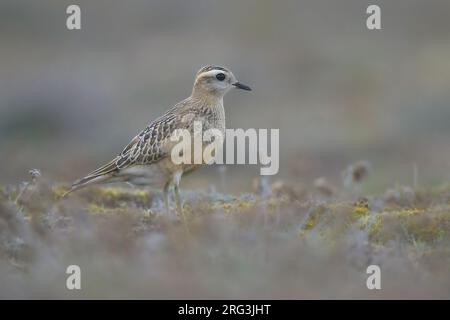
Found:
[1,166,449,299]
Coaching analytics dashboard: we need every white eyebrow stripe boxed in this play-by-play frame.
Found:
[198,65,229,73]
[198,70,227,78]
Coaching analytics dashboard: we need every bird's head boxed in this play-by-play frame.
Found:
[192,65,251,98]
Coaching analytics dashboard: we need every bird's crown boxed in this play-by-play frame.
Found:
[196,65,230,76]
[192,65,251,98]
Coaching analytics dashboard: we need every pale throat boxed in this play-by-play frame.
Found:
[191,86,225,106]
[190,90,226,131]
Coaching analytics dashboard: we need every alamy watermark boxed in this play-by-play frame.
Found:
[366,265,381,290]
[170,122,279,176]
[66,265,81,290]
[66,5,81,30]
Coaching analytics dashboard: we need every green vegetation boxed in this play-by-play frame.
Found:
[1,173,449,298]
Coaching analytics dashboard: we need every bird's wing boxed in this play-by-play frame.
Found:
[114,111,180,169]
[64,102,198,196]
[115,100,205,169]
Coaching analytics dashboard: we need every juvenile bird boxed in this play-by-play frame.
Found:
[63,66,251,215]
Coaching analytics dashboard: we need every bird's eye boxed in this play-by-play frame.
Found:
[216,73,226,81]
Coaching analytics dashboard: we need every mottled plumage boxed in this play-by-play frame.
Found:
[63,65,251,214]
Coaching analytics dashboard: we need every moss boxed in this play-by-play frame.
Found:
[2,179,450,249]
[210,196,258,214]
[365,205,450,245]
[367,213,382,241]
[403,210,450,243]
[353,205,369,217]
[81,187,152,208]
[88,203,107,214]
[51,185,68,199]
[301,205,328,232]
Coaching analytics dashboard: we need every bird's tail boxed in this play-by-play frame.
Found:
[61,157,120,198]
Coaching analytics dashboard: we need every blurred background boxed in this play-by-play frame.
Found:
[2,0,450,300]
[1,0,450,192]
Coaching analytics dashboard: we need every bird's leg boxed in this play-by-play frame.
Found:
[173,183,183,216]
[163,183,171,215]
[171,171,184,217]
[170,171,189,232]
[174,183,190,234]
